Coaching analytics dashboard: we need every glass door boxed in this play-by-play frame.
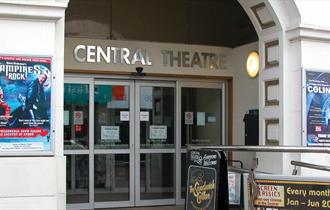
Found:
[135,81,176,206]
[64,77,92,210]
[64,77,225,209]
[93,80,134,209]
[177,81,225,203]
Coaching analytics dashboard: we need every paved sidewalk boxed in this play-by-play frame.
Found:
[104,206,184,210]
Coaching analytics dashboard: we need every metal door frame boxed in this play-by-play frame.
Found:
[64,77,94,210]
[176,80,226,205]
[64,75,227,209]
[135,81,176,206]
[93,79,135,209]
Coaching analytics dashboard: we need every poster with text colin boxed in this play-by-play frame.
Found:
[0,55,51,153]
[306,70,330,146]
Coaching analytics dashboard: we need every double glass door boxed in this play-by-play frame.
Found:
[65,78,176,209]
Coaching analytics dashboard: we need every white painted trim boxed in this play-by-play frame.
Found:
[287,24,330,43]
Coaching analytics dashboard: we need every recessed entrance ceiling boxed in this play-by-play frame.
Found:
[65,0,257,48]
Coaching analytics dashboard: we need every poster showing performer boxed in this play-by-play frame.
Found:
[306,70,330,146]
[0,55,51,153]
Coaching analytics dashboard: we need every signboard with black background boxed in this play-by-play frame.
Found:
[253,175,330,210]
[185,149,229,210]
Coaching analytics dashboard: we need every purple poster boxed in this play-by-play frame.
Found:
[306,70,330,146]
[0,55,51,153]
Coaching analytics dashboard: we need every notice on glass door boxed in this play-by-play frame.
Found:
[64,110,70,126]
[120,111,129,121]
[101,126,120,142]
[140,111,149,122]
[74,111,83,125]
[197,112,205,126]
[185,112,194,125]
[149,125,167,139]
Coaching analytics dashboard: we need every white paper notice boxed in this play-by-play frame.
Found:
[120,111,130,121]
[149,125,167,139]
[73,111,83,125]
[185,112,193,125]
[140,111,149,121]
[101,126,120,142]
[207,116,216,123]
[64,110,70,125]
[0,142,43,151]
[197,112,205,126]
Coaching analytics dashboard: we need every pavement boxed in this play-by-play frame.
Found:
[103,206,184,210]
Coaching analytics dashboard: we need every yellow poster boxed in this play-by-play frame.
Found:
[254,184,285,207]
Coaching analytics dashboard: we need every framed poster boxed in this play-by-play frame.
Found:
[0,55,52,155]
[304,69,330,146]
[253,174,330,210]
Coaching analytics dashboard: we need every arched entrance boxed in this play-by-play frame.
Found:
[63,0,301,209]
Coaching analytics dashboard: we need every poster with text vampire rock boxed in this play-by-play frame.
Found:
[306,70,330,146]
[0,55,51,153]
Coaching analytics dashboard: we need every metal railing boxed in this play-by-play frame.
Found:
[187,145,330,210]
[291,160,330,172]
[188,145,330,153]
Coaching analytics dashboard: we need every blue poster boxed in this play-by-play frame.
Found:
[0,55,51,153]
[306,70,330,146]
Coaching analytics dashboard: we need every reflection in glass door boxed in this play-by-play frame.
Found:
[64,77,225,209]
[64,77,93,210]
[93,81,134,209]
[135,82,176,206]
[178,81,225,202]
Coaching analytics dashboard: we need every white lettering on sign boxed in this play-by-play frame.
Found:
[74,45,152,66]
[307,85,330,94]
[161,50,227,70]
[73,44,229,70]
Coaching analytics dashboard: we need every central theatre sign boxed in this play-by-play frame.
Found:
[73,44,228,70]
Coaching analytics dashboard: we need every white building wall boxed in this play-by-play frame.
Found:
[299,41,330,176]
[239,0,330,176]
[0,1,68,209]
[231,42,258,170]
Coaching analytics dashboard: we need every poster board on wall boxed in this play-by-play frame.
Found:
[0,55,53,155]
[303,69,330,146]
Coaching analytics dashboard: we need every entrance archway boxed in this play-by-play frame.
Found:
[238,0,301,174]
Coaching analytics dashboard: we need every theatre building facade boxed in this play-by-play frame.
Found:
[0,0,330,209]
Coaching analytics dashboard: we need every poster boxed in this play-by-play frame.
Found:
[0,55,52,153]
[187,165,217,210]
[185,149,228,210]
[305,70,330,146]
[255,184,285,208]
[254,177,330,210]
[228,172,241,205]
